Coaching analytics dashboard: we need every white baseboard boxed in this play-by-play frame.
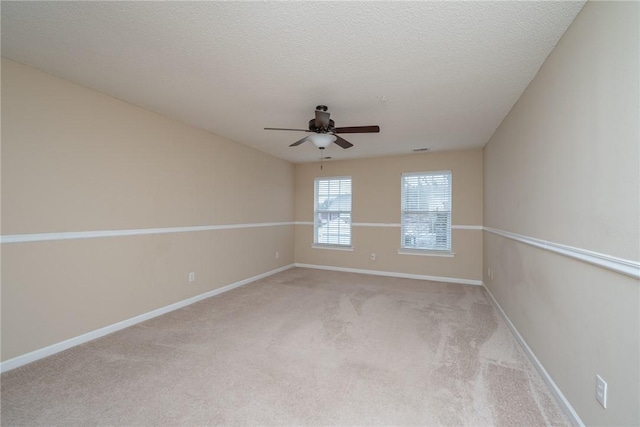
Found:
[482,282,585,427]
[295,263,482,286]
[0,264,295,373]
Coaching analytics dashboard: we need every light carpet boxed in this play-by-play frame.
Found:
[1,268,569,426]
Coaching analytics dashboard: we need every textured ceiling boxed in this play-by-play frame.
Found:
[1,1,585,163]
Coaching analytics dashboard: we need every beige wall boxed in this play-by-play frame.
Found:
[483,2,639,426]
[1,59,295,361]
[294,150,483,281]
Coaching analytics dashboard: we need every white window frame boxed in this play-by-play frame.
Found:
[400,171,452,253]
[314,176,352,248]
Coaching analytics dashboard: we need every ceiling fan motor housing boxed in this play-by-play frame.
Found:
[309,118,335,133]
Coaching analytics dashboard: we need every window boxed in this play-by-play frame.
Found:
[314,177,352,246]
[401,171,452,252]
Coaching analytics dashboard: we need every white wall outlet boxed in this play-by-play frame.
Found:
[488,267,492,278]
[275,251,279,259]
[370,252,376,261]
[596,375,607,408]
[188,272,195,282]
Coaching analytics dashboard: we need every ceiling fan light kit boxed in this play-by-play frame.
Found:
[264,105,380,151]
[309,133,336,149]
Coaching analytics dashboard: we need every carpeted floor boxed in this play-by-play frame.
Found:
[1,268,569,426]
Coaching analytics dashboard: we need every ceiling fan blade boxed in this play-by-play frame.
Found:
[333,135,353,149]
[289,136,309,147]
[334,125,380,134]
[315,110,331,129]
[264,127,310,132]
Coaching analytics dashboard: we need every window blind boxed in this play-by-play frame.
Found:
[314,177,352,246]
[401,171,452,251]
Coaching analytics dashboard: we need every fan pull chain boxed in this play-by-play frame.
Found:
[320,148,324,170]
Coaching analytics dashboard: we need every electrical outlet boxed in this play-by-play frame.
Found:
[596,375,607,408]
[189,272,195,282]
[488,267,492,278]
[275,251,279,259]
[370,252,376,261]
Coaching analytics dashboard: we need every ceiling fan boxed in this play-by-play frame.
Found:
[264,105,380,150]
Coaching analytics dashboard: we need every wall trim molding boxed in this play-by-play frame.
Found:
[484,227,640,279]
[295,221,482,230]
[0,221,294,244]
[452,225,483,230]
[354,222,401,227]
[295,263,482,286]
[0,264,295,373]
[482,283,585,427]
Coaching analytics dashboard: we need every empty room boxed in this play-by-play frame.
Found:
[1,1,638,426]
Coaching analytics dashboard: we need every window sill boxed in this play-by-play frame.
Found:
[312,244,354,252]
[397,249,455,258]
